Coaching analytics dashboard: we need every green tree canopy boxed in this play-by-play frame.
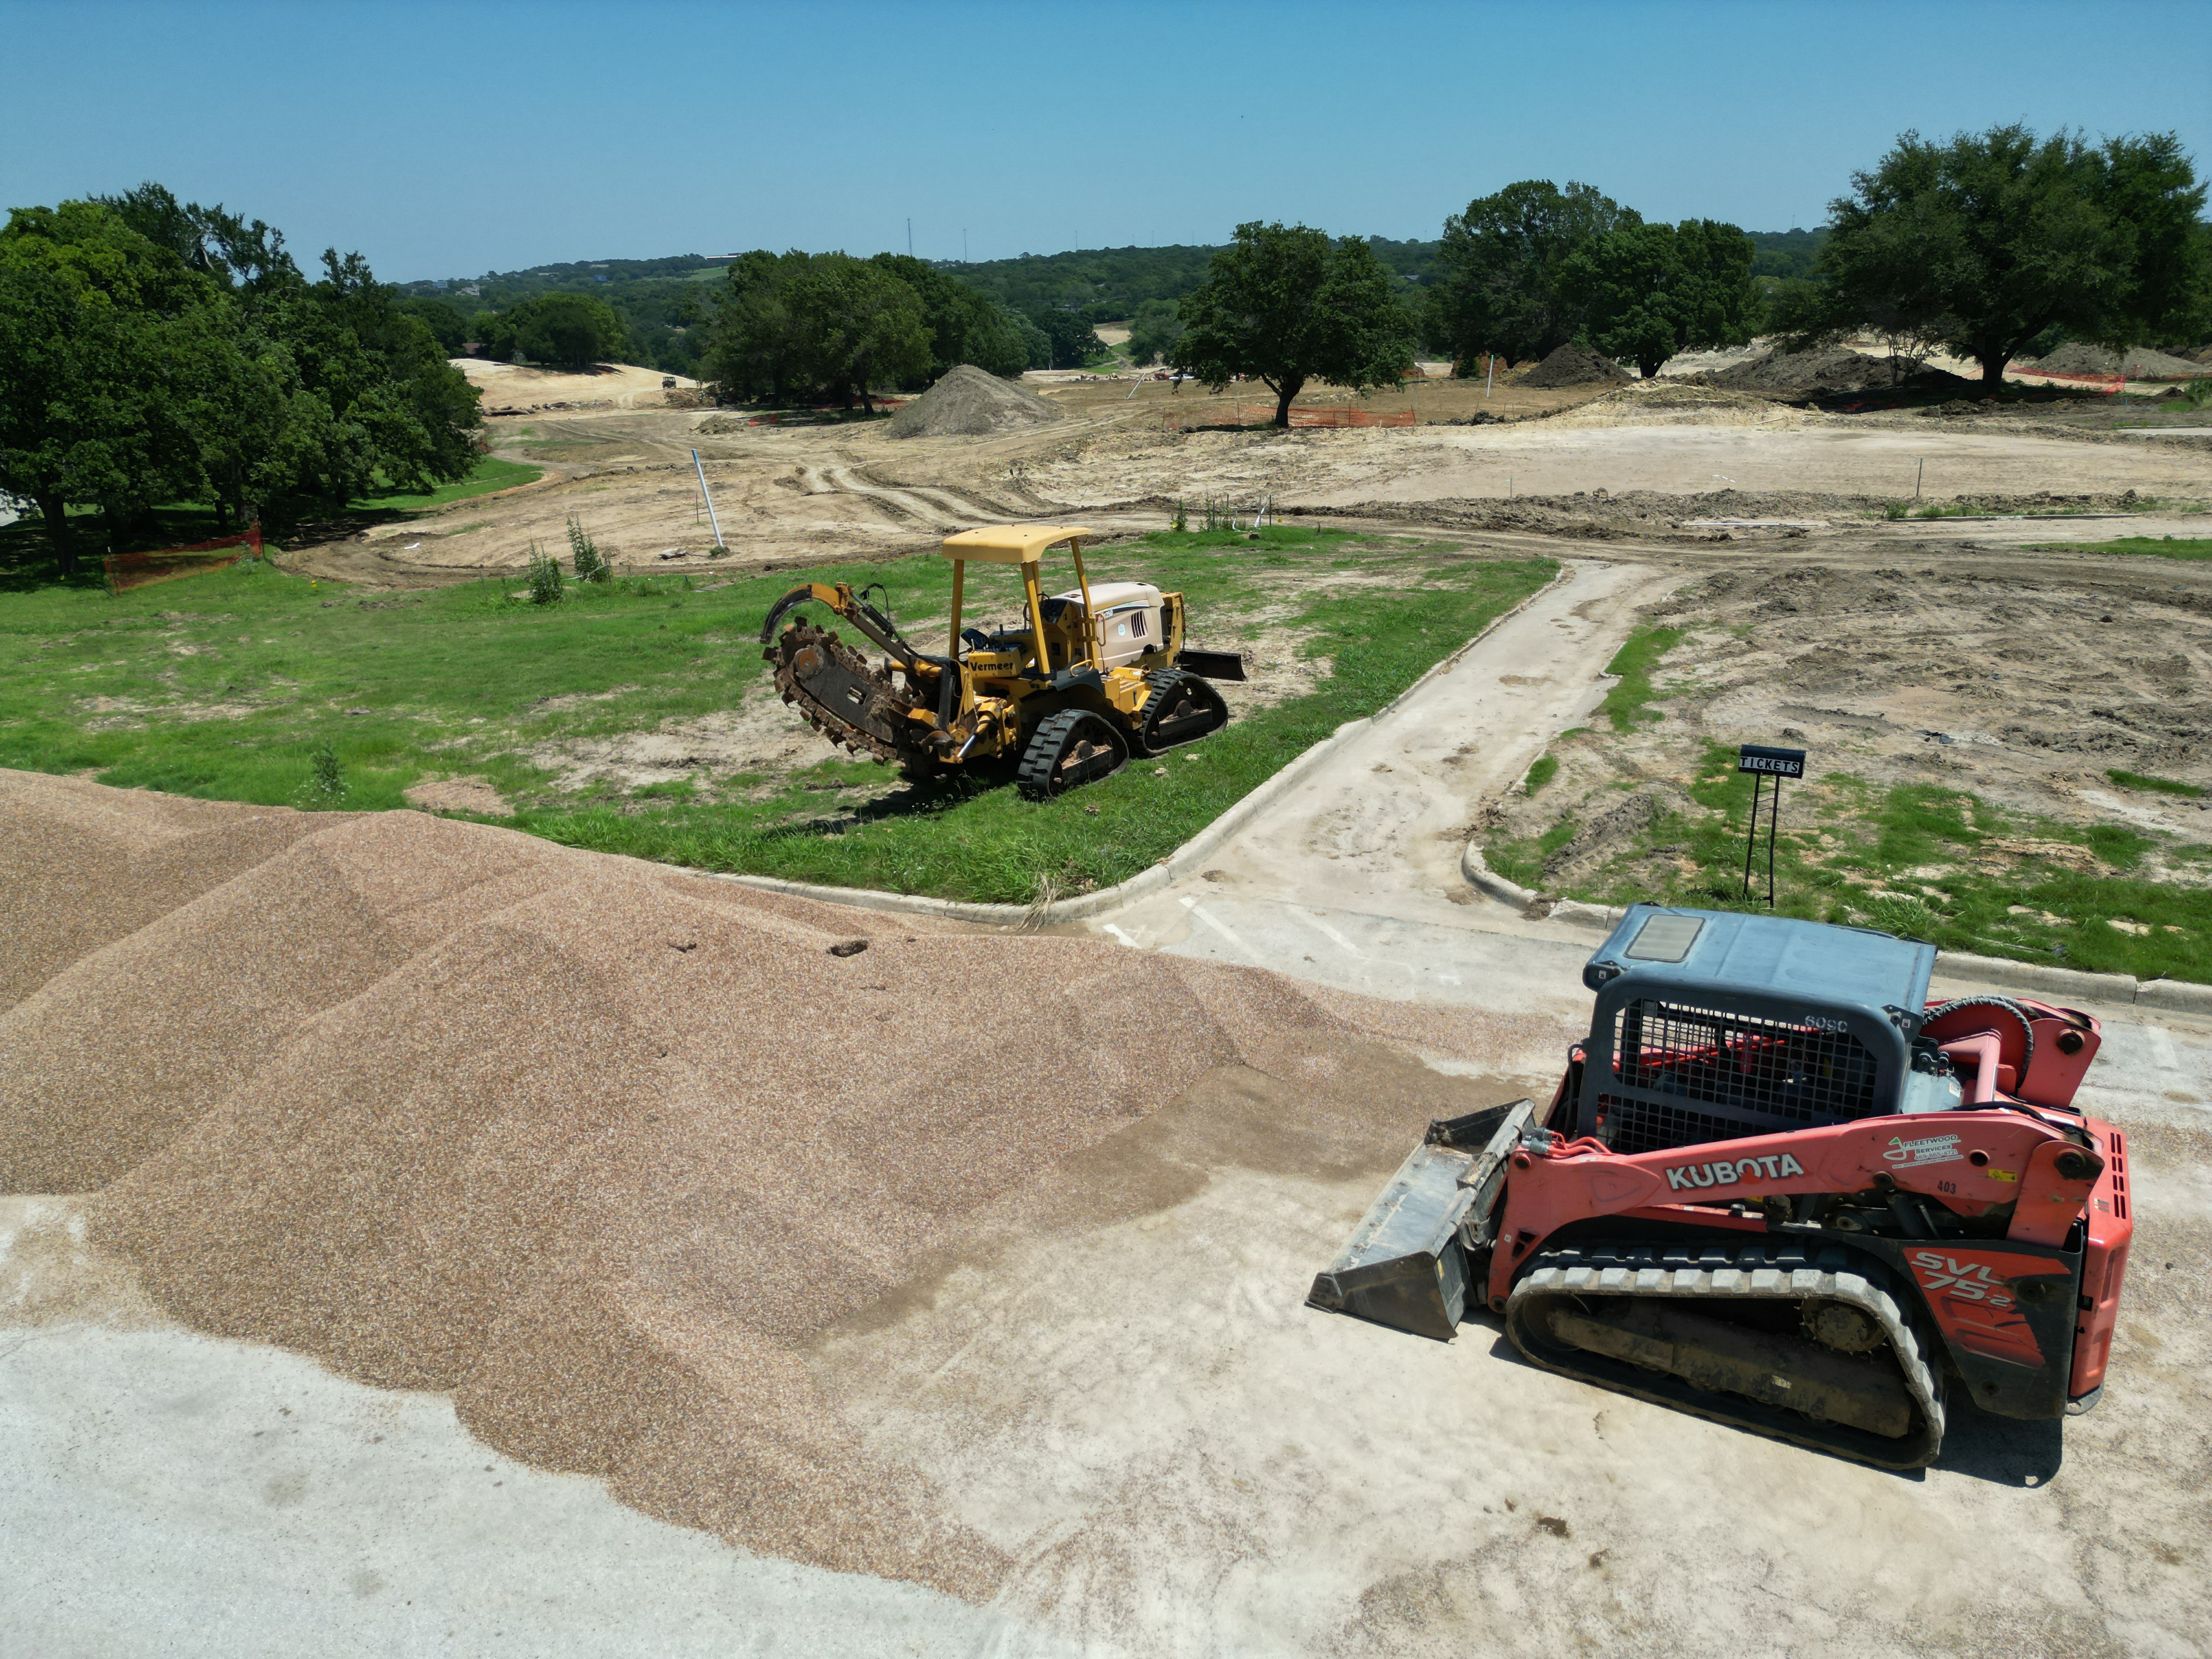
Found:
[1173,221,1415,427]
[709,250,1027,400]
[868,253,1029,380]
[1562,218,1762,377]
[1788,125,2210,388]
[481,291,629,371]
[1427,180,1640,367]
[1125,297,1183,367]
[782,256,930,411]
[1028,308,1107,369]
[0,185,481,568]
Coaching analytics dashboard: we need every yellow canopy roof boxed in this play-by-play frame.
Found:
[939,524,1095,565]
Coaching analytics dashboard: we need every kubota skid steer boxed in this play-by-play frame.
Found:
[1310,906,2133,1469]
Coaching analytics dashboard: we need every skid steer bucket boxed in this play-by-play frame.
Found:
[1307,1099,1534,1341]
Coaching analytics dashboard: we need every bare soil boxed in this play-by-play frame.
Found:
[1487,543,2212,903]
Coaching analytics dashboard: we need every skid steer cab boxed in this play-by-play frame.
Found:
[1310,905,2133,1470]
[760,524,1245,797]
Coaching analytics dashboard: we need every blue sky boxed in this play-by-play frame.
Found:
[4,1,2208,281]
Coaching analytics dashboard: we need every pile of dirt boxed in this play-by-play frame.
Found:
[1517,342,1633,388]
[886,364,1064,439]
[2024,341,2207,379]
[1707,346,1902,396]
[0,768,1478,1600]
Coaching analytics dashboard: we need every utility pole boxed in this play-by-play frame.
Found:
[962,228,968,263]
[907,218,913,257]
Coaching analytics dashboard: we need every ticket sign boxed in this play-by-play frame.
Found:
[1738,744,1807,778]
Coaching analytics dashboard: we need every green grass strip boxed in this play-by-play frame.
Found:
[2024,536,2212,560]
[351,455,543,514]
[1597,625,1683,732]
[2108,768,2207,798]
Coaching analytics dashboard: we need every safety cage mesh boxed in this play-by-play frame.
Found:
[1599,998,1881,1154]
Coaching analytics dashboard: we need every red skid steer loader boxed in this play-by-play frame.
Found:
[1310,906,2133,1469]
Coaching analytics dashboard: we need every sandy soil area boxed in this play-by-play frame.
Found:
[1487,545,2212,903]
[451,358,707,416]
[282,373,2212,592]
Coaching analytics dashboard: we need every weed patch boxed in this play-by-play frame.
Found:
[2109,768,2208,798]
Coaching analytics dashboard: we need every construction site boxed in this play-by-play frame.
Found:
[8,345,2212,1657]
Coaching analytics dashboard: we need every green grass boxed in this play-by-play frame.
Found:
[2027,536,2212,561]
[1523,753,1559,795]
[349,455,543,513]
[1597,626,1684,732]
[1525,743,2212,982]
[2109,768,2208,798]
[0,527,1554,905]
[1487,814,1577,889]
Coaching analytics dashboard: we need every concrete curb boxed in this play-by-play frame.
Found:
[1460,843,1622,932]
[714,713,1373,927]
[704,564,1575,929]
[1456,850,2204,1013]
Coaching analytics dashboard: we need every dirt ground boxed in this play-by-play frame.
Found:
[281,367,2212,594]
[1487,546,2212,907]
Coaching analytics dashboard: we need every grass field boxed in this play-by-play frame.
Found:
[1488,743,2212,983]
[0,527,1553,903]
[350,455,543,512]
[2027,535,2212,561]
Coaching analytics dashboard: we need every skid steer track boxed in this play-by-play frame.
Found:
[764,621,929,766]
[1505,1239,1946,1470]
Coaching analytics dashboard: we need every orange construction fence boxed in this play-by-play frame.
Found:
[104,523,262,594]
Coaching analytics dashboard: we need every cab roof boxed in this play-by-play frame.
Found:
[1583,904,1935,1014]
[939,524,1096,565]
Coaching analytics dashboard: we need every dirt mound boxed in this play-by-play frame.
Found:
[886,364,1064,439]
[1518,343,1632,388]
[2025,341,2207,379]
[0,768,1476,1599]
[1709,346,1901,395]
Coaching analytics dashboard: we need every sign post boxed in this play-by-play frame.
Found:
[1737,744,1806,907]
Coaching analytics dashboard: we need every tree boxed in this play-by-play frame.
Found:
[0,202,217,571]
[1173,221,1415,428]
[396,295,470,354]
[1125,297,1183,367]
[1427,181,1640,368]
[1,187,482,563]
[1026,308,1107,369]
[1794,125,2210,390]
[1562,219,1761,377]
[481,291,628,371]
[782,256,930,410]
[867,253,1028,381]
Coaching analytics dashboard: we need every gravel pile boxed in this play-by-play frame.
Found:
[0,768,1469,1598]
[2023,341,2207,378]
[1518,342,1633,388]
[1707,346,1903,395]
[886,364,1063,438]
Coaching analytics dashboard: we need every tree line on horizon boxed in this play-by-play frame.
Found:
[5,122,2207,565]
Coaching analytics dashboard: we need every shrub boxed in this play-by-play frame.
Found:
[295,740,347,808]
[566,515,610,583]
[526,540,565,605]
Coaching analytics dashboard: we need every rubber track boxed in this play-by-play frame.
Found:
[1506,1237,1946,1470]
[1017,708,1127,799]
[1134,669,1229,755]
